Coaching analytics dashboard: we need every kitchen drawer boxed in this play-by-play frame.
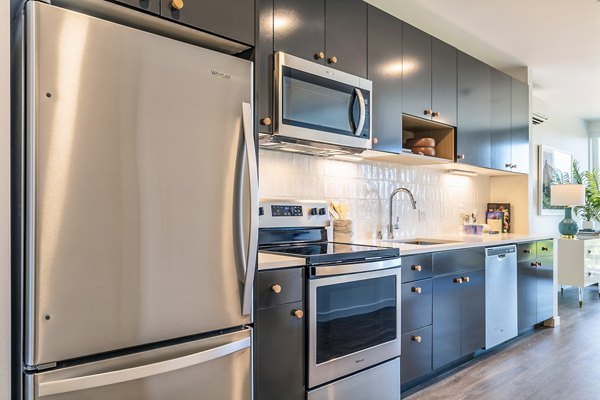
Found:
[433,248,485,276]
[401,279,432,333]
[401,254,433,283]
[110,0,160,14]
[517,242,536,261]
[258,268,303,309]
[401,326,433,384]
[536,240,553,257]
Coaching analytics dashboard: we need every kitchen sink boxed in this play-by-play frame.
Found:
[382,238,462,246]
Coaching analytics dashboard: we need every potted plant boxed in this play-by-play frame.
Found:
[572,160,600,230]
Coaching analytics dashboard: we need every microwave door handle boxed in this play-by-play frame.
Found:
[354,88,366,136]
[240,102,258,316]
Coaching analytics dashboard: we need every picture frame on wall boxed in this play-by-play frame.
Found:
[538,145,573,215]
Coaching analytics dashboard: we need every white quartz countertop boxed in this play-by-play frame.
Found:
[258,252,305,271]
[354,233,556,256]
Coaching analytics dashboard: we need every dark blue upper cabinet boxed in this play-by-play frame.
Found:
[367,5,403,153]
[160,0,255,45]
[511,78,530,174]
[274,0,325,64]
[402,23,432,120]
[490,69,512,171]
[325,0,367,77]
[457,51,491,168]
[431,38,457,127]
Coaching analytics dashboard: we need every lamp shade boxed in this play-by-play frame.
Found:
[550,184,585,206]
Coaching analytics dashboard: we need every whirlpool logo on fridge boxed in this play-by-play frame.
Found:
[210,69,232,80]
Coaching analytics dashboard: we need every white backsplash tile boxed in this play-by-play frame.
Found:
[259,150,490,240]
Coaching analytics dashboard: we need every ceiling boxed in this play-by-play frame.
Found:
[366,0,600,122]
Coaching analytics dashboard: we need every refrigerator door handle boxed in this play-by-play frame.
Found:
[240,102,258,316]
[37,336,251,397]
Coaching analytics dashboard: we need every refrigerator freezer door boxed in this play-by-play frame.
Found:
[25,2,255,366]
[26,329,251,400]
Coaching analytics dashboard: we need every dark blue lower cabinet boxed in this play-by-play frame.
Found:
[401,325,433,384]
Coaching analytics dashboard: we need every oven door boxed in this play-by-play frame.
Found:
[308,263,401,389]
[274,52,371,151]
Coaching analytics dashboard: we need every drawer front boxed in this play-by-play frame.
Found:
[536,240,554,257]
[433,248,485,276]
[517,242,536,261]
[401,279,432,333]
[111,0,160,14]
[258,268,303,309]
[401,326,433,384]
[401,254,433,283]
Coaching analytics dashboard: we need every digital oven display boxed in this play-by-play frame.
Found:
[271,205,303,217]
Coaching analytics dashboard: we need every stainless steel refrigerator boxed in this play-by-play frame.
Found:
[19,1,258,398]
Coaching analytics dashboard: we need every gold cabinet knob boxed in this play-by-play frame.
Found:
[412,335,422,343]
[271,284,282,294]
[411,287,422,294]
[412,265,422,272]
[171,0,184,10]
[328,56,338,64]
[423,109,432,116]
[292,309,304,319]
[261,117,272,126]
[432,111,440,117]
[462,276,470,283]
[453,277,463,284]
[457,154,465,160]
[315,52,325,60]
[373,137,379,144]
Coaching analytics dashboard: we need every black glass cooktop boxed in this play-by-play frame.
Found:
[260,241,399,265]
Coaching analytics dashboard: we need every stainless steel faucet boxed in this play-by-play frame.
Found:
[388,187,417,239]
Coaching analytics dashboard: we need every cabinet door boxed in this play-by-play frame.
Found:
[457,52,491,168]
[402,23,432,119]
[256,302,305,400]
[431,38,457,127]
[511,78,530,174]
[460,268,485,356]
[432,273,462,369]
[257,0,274,134]
[401,325,433,384]
[274,0,325,64]
[367,6,403,153]
[161,0,255,45]
[536,256,554,323]
[325,0,367,77]
[113,0,160,13]
[490,69,512,171]
[517,260,537,330]
[401,279,432,333]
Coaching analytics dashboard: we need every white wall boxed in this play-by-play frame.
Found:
[1,0,10,397]
[529,96,589,235]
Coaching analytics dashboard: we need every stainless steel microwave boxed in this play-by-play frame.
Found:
[266,52,372,155]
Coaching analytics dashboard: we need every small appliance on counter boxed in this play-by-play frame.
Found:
[257,199,401,400]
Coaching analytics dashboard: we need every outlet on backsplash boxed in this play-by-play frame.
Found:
[259,149,491,240]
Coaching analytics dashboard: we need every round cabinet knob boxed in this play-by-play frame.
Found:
[261,117,272,126]
[432,111,440,117]
[315,52,325,60]
[412,335,422,343]
[411,287,422,294]
[462,276,470,283]
[373,137,379,144]
[531,262,537,267]
[171,0,184,10]
[412,265,422,272]
[457,154,465,160]
[270,284,282,294]
[292,309,304,319]
[328,56,338,64]
[453,277,463,284]
[423,109,432,116]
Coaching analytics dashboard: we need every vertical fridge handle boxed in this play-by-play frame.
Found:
[241,102,258,316]
[353,88,366,136]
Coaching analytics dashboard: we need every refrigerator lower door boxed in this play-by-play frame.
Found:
[25,1,258,366]
[25,329,251,400]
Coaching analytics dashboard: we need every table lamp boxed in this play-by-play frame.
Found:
[550,184,585,238]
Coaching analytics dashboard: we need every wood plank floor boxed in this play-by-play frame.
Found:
[405,285,600,400]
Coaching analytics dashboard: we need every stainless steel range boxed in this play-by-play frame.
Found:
[259,199,402,399]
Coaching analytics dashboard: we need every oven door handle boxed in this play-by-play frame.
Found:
[312,258,400,277]
[353,88,366,136]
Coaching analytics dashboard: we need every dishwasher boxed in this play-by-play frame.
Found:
[485,245,518,349]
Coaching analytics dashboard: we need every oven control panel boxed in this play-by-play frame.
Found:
[259,199,330,228]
